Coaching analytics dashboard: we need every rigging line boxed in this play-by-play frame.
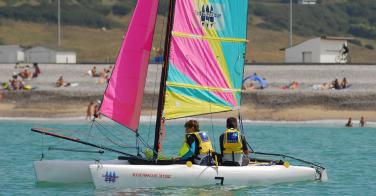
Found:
[48,147,105,154]
[93,122,125,147]
[210,112,216,150]
[138,134,159,155]
[80,122,124,145]
[40,131,44,160]
[252,151,325,170]
[139,134,154,149]
[93,121,143,150]
[32,128,134,157]
[134,132,157,153]
[147,0,168,144]
[136,131,140,156]
[85,118,96,141]
[203,55,216,149]
[92,119,142,149]
[93,121,130,148]
[95,118,124,134]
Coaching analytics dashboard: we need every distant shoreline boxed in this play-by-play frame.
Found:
[1,116,375,129]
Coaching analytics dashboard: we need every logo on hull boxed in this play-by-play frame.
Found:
[102,171,119,183]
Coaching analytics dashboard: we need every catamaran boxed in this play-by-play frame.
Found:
[32,0,327,188]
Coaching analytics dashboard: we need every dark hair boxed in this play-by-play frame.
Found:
[184,120,199,132]
[226,117,238,129]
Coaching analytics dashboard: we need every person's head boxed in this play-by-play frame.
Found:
[226,117,238,129]
[348,117,352,121]
[184,120,199,133]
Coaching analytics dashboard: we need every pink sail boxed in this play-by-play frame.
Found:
[100,0,159,131]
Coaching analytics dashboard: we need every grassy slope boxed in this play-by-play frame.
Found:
[0,14,375,63]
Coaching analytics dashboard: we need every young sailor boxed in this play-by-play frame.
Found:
[220,117,250,166]
[177,120,215,165]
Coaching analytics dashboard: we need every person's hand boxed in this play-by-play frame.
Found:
[244,149,251,154]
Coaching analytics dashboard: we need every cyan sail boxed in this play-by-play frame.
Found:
[164,0,248,119]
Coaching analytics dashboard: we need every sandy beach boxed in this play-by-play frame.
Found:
[1,63,376,122]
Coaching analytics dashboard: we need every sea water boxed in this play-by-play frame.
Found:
[0,119,375,195]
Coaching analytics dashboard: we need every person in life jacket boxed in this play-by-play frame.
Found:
[219,117,251,166]
[177,120,215,165]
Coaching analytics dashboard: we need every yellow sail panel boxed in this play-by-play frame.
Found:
[164,90,232,120]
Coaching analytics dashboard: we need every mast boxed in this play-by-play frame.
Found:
[153,0,176,156]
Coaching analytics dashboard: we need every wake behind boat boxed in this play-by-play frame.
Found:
[31,0,327,189]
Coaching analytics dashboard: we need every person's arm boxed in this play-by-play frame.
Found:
[242,136,251,154]
[180,136,196,160]
[219,134,224,156]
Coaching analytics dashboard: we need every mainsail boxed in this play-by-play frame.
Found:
[100,0,159,131]
[163,0,248,119]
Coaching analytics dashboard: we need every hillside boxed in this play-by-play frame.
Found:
[0,0,375,63]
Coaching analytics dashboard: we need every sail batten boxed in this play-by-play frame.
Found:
[164,0,248,120]
[172,31,248,42]
[99,0,159,131]
[167,82,241,93]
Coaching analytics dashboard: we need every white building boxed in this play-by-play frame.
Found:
[283,36,353,63]
[298,0,317,5]
[0,45,25,63]
[25,46,76,64]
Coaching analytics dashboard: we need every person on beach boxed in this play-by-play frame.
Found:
[32,63,41,78]
[176,120,215,165]
[220,117,251,166]
[10,74,25,90]
[340,77,348,89]
[56,76,71,87]
[332,79,341,90]
[359,116,366,127]
[345,117,353,127]
[93,100,101,119]
[91,66,100,77]
[19,68,32,79]
[86,102,95,120]
[56,76,65,87]
[281,81,299,90]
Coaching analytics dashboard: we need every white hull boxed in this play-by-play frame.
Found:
[90,163,322,189]
[34,159,128,183]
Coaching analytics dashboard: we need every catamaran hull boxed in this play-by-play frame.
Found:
[89,163,320,189]
[34,160,128,183]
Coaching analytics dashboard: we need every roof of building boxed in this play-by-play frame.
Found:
[25,46,76,53]
[280,36,355,51]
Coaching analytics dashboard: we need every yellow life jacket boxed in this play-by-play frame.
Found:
[223,128,243,154]
[184,132,214,155]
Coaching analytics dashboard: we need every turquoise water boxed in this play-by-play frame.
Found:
[0,120,375,195]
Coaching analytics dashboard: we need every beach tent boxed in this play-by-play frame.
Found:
[243,74,268,89]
